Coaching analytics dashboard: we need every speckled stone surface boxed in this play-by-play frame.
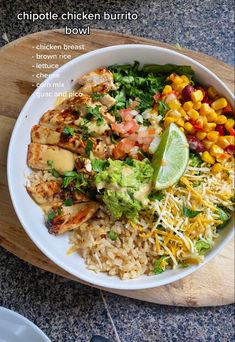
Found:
[0,0,234,65]
[0,1,234,341]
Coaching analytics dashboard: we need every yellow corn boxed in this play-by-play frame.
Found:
[200,103,213,116]
[216,115,227,124]
[207,86,218,99]
[179,127,185,132]
[207,131,219,142]
[202,115,208,125]
[184,122,194,132]
[211,163,223,174]
[202,151,215,164]
[193,101,202,110]
[204,122,217,131]
[196,117,204,127]
[174,82,187,92]
[183,101,194,111]
[196,131,207,140]
[164,117,178,127]
[162,85,173,95]
[188,109,200,120]
[215,109,223,115]
[210,144,224,157]
[211,98,228,110]
[178,107,187,117]
[181,75,190,83]
[225,118,235,131]
[176,118,185,127]
[217,136,231,149]
[191,90,204,103]
[168,99,182,110]
[206,111,218,122]
[203,140,214,149]
[166,109,181,118]
[172,75,183,84]
[225,135,235,144]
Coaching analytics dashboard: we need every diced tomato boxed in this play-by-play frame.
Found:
[153,92,161,101]
[189,119,204,131]
[228,128,235,136]
[130,101,139,109]
[148,127,155,135]
[223,103,234,116]
[111,119,139,136]
[112,138,136,159]
[119,108,133,122]
[215,124,225,136]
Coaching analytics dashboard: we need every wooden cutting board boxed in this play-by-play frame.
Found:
[0,29,234,307]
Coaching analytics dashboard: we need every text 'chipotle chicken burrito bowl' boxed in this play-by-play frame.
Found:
[8,45,234,289]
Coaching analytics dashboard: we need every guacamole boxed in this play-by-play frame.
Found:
[95,159,153,219]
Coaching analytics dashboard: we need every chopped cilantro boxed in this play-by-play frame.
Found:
[47,208,56,221]
[149,191,165,201]
[183,206,201,218]
[50,168,60,178]
[124,157,134,166]
[57,206,62,216]
[107,231,118,241]
[157,100,169,117]
[63,198,74,206]
[189,153,202,167]
[63,126,75,137]
[85,106,104,126]
[47,160,53,166]
[85,139,93,156]
[91,93,104,100]
[153,256,168,275]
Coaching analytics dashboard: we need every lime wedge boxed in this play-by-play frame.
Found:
[152,123,189,190]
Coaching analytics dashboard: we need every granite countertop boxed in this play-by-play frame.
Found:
[0,1,234,341]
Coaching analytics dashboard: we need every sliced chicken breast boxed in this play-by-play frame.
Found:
[44,202,99,235]
[27,143,75,174]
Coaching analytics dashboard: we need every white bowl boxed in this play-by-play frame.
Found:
[0,307,50,342]
[7,45,234,290]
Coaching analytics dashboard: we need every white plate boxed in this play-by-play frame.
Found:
[7,44,234,290]
[0,307,50,342]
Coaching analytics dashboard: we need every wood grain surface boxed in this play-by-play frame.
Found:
[0,29,234,306]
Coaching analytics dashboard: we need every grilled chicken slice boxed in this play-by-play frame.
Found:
[78,68,116,92]
[27,180,89,205]
[27,143,75,174]
[31,125,60,144]
[44,202,99,235]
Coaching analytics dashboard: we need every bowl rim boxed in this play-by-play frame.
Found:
[7,44,234,290]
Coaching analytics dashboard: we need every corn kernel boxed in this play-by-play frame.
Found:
[174,82,188,93]
[162,85,173,95]
[164,117,178,127]
[201,151,215,164]
[224,135,235,144]
[166,109,181,118]
[177,118,185,127]
[179,127,185,132]
[183,101,194,111]
[191,90,204,103]
[184,122,194,132]
[196,117,204,127]
[172,75,183,84]
[207,86,218,99]
[204,122,217,131]
[168,100,182,110]
[215,109,223,115]
[178,107,187,117]
[207,111,218,122]
[181,75,190,83]
[196,131,207,140]
[216,115,227,125]
[202,115,208,125]
[188,109,200,120]
[211,163,223,174]
[210,144,224,157]
[211,98,228,110]
[225,118,235,131]
[203,140,214,149]
[200,103,213,116]
[217,136,231,149]
[207,131,219,142]
[193,101,202,110]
